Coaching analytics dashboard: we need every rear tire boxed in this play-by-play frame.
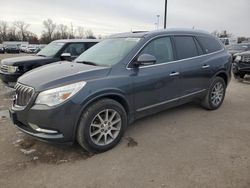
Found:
[77,99,127,153]
[201,77,226,110]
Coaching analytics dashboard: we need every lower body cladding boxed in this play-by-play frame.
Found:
[9,101,82,143]
[0,72,21,87]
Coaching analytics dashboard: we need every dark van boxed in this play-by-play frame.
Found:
[0,39,100,87]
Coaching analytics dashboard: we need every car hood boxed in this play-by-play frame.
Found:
[18,61,111,91]
[227,50,244,55]
[236,51,250,56]
[0,55,54,66]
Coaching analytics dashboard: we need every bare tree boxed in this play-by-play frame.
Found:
[58,24,68,39]
[0,21,8,42]
[14,21,30,41]
[7,26,19,41]
[75,26,84,39]
[211,30,219,37]
[26,31,39,44]
[219,30,232,38]
[68,22,75,39]
[85,29,95,39]
[42,18,57,42]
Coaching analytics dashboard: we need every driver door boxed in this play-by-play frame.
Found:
[132,36,181,113]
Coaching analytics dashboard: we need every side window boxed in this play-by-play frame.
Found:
[63,43,86,57]
[139,37,174,64]
[194,38,204,55]
[196,36,223,53]
[173,36,199,60]
[86,42,97,49]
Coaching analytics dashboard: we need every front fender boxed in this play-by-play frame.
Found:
[72,88,132,142]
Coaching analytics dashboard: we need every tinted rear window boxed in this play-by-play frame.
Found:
[197,36,223,53]
[174,36,199,60]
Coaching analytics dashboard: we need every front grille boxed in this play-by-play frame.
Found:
[14,83,34,107]
[0,64,8,73]
[242,56,250,63]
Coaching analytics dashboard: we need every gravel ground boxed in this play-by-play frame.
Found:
[0,53,250,188]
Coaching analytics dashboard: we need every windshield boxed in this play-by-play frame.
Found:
[37,42,65,57]
[227,44,248,50]
[75,38,141,66]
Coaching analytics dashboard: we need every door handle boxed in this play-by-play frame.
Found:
[202,65,210,69]
[169,72,180,76]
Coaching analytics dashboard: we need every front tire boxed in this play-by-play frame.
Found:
[201,77,226,110]
[77,99,127,153]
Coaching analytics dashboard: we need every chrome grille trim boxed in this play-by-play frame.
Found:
[14,83,34,107]
[0,64,8,73]
[242,56,250,63]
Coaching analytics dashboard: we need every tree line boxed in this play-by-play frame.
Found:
[0,19,97,44]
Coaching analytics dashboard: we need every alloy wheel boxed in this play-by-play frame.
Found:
[211,82,224,106]
[89,109,122,146]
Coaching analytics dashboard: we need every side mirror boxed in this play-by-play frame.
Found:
[60,53,71,60]
[135,54,156,66]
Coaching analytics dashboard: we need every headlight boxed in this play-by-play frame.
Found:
[8,66,18,73]
[235,56,242,62]
[35,81,86,106]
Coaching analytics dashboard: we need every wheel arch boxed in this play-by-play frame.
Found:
[214,71,229,86]
[72,91,131,141]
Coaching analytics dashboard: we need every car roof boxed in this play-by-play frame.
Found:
[53,39,101,43]
[110,28,213,38]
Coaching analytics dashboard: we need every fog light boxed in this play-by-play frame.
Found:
[28,123,58,134]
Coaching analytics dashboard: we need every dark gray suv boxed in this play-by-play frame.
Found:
[9,29,232,153]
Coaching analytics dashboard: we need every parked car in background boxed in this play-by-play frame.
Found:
[35,44,46,53]
[226,43,250,59]
[9,29,232,153]
[5,44,20,53]
[232,51,250,79]
[20,44,28,52]
[25,45,37,53]
[220,38,230,46]
[0,39,100,87]
[220,37,238,46]
[0,44,5,53]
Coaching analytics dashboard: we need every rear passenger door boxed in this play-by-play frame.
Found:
[173,36,209,96]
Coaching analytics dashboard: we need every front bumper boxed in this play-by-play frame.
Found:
[9,109,64,141]
[6,49,19,53]
[9,99,82,143]
[0,71,22,86]
[232,62,250,74]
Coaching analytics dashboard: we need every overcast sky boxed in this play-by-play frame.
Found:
[0,0,249,37]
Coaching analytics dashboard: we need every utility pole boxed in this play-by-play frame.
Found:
[164,0,168,29]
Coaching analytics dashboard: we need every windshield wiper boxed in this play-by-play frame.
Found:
[37,54,46,57]
[76,61,99,66]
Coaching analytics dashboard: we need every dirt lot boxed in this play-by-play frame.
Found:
[0,53,250,188]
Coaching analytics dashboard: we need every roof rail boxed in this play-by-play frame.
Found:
[131,31,148,33]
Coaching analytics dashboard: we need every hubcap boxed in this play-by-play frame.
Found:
[89,109,121,146]
[211,82,224,106]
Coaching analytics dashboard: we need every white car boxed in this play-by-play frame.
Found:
[25,45,37,53]
[20,44,28,52]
